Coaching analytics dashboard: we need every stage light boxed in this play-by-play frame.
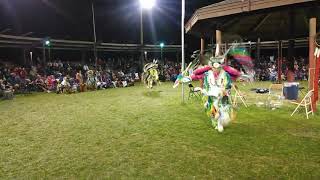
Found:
[45,40,50,46]
[139,0,156,10]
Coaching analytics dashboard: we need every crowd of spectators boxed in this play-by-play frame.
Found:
[255,56,309,82]
[1,54,316,99]
[0,59,139,97]
[159,60,182,82]
[0,57,181,98]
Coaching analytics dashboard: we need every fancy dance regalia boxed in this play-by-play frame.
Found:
[192,56,234,132]
[142,60,160,89]
[174,44,253,132]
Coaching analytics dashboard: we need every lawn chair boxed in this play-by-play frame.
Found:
[291,90,314,119]
[299,87,306,97]
[232,84,248,107]
[268,83,284,108]
[269,83,284,97]
[188,83,201,100]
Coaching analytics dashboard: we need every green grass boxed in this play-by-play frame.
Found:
[0,82,319,179]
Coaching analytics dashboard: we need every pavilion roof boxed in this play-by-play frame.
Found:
[186,0,320,41]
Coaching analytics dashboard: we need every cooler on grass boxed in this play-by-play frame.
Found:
[283,82,299,100]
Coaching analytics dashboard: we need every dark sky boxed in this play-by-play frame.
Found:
[0,0,221,45]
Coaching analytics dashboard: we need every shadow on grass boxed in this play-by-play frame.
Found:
[142,90,161,98]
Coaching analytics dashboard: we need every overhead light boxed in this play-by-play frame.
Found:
[45,40,50,46]
[139,0,156,10]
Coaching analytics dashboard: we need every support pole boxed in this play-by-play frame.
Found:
[176,52,179,63]
[288,9,295,72]
[181,0,185,103]
[315,55,319,104]
[200,36,205,55]
[200,35,205,66]
[30,51,33,66]
[225,42,228,52]
[308,17,317,112]
[161,48,163,63]
[22,49,26,66]
[91,1,98,67]
[225,42,229,65]
[140,7,144,67]
[315,32,320,104]
[42,45,46,66]
[216,29,222,55]
[256,38,261,66]
[48,47,51,62]
[277,40,282,83]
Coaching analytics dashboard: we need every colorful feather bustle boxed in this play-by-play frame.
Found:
[174,46,254,88]
[229,48,253,67]
[223,66,241,80]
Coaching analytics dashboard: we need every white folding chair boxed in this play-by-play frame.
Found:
[268,83,284,108]
[268,83,284,97]
[291,90,314,119]
[232,84,248,107]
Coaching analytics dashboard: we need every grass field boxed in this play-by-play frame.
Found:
[0,82,320,179]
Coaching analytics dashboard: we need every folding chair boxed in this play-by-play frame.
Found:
[188,83,202,100]
[269,83,284,97]
[268,83,284,108]
[232,84,248,107]
[299,87,306,97]
[291,90,314,119]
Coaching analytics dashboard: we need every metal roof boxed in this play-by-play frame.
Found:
[185,0,320,41]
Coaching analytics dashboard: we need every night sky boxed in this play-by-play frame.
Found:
[0,0,222,45]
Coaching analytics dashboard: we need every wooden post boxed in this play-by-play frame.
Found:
[216,29,222,55]
[309,17,317,112]
[176,52,179,63]
[256,38,261,66]
[42,46,46,66]
[225,42,229,65]
[314,32,320,104]
[30,51,33,66]
[277,40,283,83]
[48,47,51,62]
[288,9,295,71]
[200,36,205,55]
[22,49,26,66]
[315,55,319,103]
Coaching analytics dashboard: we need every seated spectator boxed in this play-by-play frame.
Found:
[57,76,71,94]
[76,70,86,92]
[46,75,56,92]
[34,75,48,92]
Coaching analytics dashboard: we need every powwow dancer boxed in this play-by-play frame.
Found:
[142,60,161,89]
[174,44,253,132]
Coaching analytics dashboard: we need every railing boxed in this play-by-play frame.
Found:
[0,34,182,52]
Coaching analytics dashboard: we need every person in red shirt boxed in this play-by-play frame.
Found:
[19,68,27,79]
